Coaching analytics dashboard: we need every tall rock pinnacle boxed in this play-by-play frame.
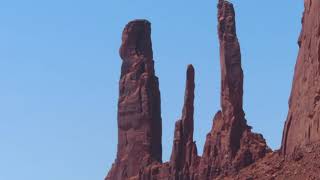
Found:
[281,0,320,156]
[218,0,244,122]
[170,65,199,177]
[107,1,272,179]
[106,20,162,180]
[182,65,195,142]
[198,1,269,178]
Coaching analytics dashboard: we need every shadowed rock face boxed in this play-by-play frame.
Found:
[170,64,199,177]
[137,65,200,180]
[281,0,320,156]
[197,1,269,178]
[106,20,162,180]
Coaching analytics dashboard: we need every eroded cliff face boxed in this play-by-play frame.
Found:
[107,20,162,180]
[281,0,320,156]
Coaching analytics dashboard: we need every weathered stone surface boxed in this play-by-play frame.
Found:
[281,0,320,156]
[197,1,270,178]
[134,65,200,180]
[106,1,272,179]
[170,64,199,177]
[217,0,244,122]
[106,20,162,180]
[106,0,320,179]
[223,143,320,180]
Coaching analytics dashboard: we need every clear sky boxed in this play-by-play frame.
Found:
[0,0,304,180]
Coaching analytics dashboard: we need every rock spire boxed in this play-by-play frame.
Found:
[106,1,271,179]
[106,20,162,180]
[170,64,199,177]
[198,1,269,178]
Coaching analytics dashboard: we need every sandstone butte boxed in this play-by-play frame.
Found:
[107,0,320,179]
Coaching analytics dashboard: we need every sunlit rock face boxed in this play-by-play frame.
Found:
[281,0,320,156]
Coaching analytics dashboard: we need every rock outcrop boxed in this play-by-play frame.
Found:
[223,143,320,180]
[281,0,320,156]
[197,1,270,178]
[135,65,199,180]
[169,64,200,178]
[107,2,270,179]
[106,20,162,180]
[106,0,320,179]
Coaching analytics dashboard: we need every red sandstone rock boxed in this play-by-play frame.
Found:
[106,20,162,180]
[135,65,200,180]
[222,0,320,178]
[170,64,199,177]
[106,1,275,180]
[281,0,320,156]
[133,65,199,180]
[223,143,320,180]
[197,1,270,178]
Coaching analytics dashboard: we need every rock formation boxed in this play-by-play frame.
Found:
[107,2,269,179]
[281,0,320,156]
[134,65,199,180]
[106,20,162,180]
[169,64,200,178]
[107,0,320,179]
[197,1,270,178]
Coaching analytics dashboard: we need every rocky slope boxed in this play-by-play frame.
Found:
[222,143,320,180]
[107,0,320,179]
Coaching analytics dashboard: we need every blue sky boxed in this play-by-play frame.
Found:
[0,0,304,179]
